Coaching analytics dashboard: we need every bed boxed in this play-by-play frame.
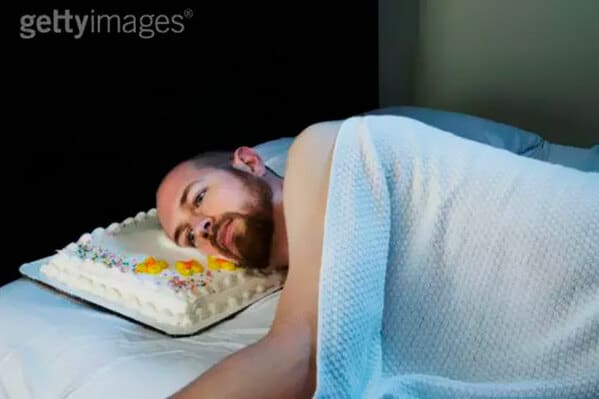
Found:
[1,107,596,399]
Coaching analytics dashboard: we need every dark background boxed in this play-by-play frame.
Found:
[5,2,378,286]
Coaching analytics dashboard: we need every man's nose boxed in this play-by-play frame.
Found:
[193,216,214,241]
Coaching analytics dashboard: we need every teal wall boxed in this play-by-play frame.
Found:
[379,0,599,147]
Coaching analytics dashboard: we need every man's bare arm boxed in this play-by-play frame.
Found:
[170,328,313,399]
[169,122,340,399]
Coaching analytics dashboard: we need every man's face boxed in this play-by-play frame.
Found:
[156,161,274,269]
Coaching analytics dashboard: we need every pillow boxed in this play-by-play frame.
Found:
[365,106,543,155]
[533,142,599,172]
[253,137,294,177]
[366,106,598,172]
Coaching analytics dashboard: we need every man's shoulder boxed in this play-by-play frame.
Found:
[285,120,343,178]
[271,120,343,338]
[289,121,342,157]
[281,119,342,245]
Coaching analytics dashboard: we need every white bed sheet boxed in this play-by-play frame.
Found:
[0,276,280,399]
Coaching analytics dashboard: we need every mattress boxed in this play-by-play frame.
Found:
[0,277,280,399]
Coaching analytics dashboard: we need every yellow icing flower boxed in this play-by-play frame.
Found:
[175,259,204,276]
[207,256,237,271]
[135,257,168,275]
[219,261,237,271]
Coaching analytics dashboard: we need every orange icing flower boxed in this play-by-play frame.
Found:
[207,256,237,271]
[175,259,204,277]
[135,257,168,275]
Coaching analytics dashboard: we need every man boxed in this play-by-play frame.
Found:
[157,116,598,398]
[156,120,341,398]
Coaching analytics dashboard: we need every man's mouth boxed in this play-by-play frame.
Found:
[217,218,234,252]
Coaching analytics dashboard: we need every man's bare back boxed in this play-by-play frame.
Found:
[168,121,342,399]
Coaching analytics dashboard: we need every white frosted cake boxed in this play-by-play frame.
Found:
[40,209,286,334]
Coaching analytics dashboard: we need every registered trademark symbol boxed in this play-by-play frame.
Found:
[184,8,193,19]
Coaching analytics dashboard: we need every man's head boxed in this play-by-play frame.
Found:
[156,146,279,269]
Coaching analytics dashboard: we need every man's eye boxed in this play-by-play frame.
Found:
[194,190,206,207]
[187,230,195,246]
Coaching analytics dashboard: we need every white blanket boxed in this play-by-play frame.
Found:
[314,115,599,398]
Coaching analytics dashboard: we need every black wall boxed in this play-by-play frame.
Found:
[6,2,378,286]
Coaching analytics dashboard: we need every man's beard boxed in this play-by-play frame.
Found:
[210,172,274,269]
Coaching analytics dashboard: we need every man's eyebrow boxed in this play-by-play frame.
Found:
[180,179,205,206]
[174,224,187,246]
[180,182,196,206]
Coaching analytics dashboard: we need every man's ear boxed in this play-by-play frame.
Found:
[232,146,266,176]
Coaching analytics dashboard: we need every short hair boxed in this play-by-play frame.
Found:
[188,149,279,177]
[190,150,234,170]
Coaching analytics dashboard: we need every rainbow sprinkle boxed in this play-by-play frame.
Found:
[167,273,213,293]
[74,243,133,269]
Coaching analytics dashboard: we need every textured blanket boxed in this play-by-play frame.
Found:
[314,115,599,398]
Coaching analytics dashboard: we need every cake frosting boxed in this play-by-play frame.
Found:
[40,209,286,333]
